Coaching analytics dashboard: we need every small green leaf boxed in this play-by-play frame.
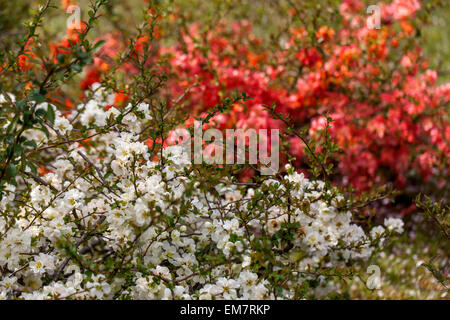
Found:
[47,105,55,123]
[7,164,17,178]
[35,108,47,117]
[40,123,50,138]
[24,140,37,148]
[32,93,46,104]
[57,53,65,64]
[92,40,106,52]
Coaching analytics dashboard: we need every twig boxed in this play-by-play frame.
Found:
[52,215,106,282]
[21,169,59,192]
[77,151,106,183]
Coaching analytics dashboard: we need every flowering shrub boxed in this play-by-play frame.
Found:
[0,89,403,299]
[163,1,450,191]
[0,0,447,300]
[77,0,450,193]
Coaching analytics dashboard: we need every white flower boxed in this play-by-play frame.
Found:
[304,230,321,248]
[216,277,239,299]
[154,266,172,280]
[238,271,257,288]
[54,115,73,135]
[0,276,17,293]
[384,217,404,234]
[80,100,107,127]
[242,255,251,268]
[370,226,386,239]
[86,275,111,299]
[0,184,15,210]
[0,93,15,103]
[30,253,54,274]
[137,103,153,120]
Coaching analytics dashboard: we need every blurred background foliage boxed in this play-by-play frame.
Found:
[3,0,448,85]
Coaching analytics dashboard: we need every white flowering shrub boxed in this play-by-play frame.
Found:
[0,87,405,300]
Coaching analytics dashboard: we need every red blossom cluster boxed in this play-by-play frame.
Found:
[37,0,449,192]
[156,1,449,190]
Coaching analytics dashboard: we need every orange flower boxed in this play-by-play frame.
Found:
[114,91,128,106]
[247,52,266,67]
[134,36,150,54]
[24,82,34,90]
[340,47,359,63]
[18,39,36,71]
[80,69,100,90]
[391,37,399,48]
[64,98,74,109]
[291,27,307,41]
[315,26,335,42]
[400,21,414,35]
[61,0,73,8]
[38,166,51,175]
[288,8,297,16]
[67,21,87,43]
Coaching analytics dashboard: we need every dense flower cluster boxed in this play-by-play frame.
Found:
[0,91,403,299]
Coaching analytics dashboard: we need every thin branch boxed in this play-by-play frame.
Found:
[52,215,106,282]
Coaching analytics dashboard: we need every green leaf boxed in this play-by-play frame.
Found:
[92,40,106,52]
[47,105,55,124]
[72,64,82,72]
[28,162,37,175]
[31,93,46,104]
[40,123,50,138]
[57,53,65,64]
[24,140,37,148]
[7,164,17,178]
[35,108,47,117]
